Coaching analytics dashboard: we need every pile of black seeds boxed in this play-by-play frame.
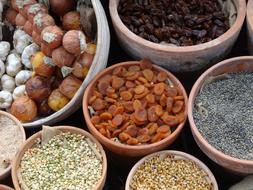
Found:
[193,72,253,160]
[118,0,231,46]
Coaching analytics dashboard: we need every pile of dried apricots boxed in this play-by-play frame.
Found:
[89,60,186,145]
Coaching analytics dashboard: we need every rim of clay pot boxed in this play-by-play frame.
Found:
[0,111,26,180]
[247,0,253,27]
[11,126,107,190]
[83,61,188,154]
[125,150,218,190]
[109,0,246,53]
[0,185,15,190]
[188,56,253,166]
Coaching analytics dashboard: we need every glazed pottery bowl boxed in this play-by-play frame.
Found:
[188,56,253,174]
[83,61,188,157]
[23,0,110,128]
[11,126,107,190]
[109,0,246,72]
[0,111,26,180]
[247,0,253,54]
[125,150,218,190]
[0,185,14,190]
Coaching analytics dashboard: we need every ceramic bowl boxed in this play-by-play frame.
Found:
[247,0,253,54]
[0,185,14,190]
[22,0,110,128]
[11,126,107,190]
[0,111,26,180]
[125,150,218,190]
[109,0,246,72]
[188,56,253,174]
[83,61,188,157]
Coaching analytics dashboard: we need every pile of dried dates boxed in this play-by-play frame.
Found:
[118,0,231,46]
[0,0,96,122]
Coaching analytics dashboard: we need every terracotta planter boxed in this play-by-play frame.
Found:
[0,185,14,190]
[125,150,218,190]
[109,0,246,72]
[11,126,107,190]
[188,56,253,174]
[0,111,26,180]
[83,61,188,157]
[247,0,253,54]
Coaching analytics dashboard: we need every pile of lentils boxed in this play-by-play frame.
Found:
[193,72,253,160]
[19,133,103,190]
[130,154,213,190]
[118,0,231,46]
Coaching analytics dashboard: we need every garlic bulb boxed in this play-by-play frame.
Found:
[13,85,26,100]
[15,70,32,86]
[22,43,40,68]
[1,74,15,92]
[0,60,5,78]
[0,41,10,61]
[6,53,22,77]
[13,29,33,54]
[0,91,13,109]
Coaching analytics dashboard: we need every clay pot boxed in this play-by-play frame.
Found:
[109,0,246,72]
[188,56,253,174]
[83,61,188,157]
[11,126,107,190]
[0,185,14,190]
[0,111,26,180]
[247,0,253,54]
[125,150,218,190]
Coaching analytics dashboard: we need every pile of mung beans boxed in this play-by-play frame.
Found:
[19,132,103,190]
[89,60,186,145]
[130,153,213,190]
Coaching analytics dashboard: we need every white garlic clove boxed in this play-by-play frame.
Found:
[0,90,13,109]
[13,85,26,100]
[15,70,32,86]
[61,66,73,78]
[0,41,10,61]
[6,53,22,77]
[0,60,5,78]
[1,74,15,93]
[22,43,40,69]
[13,29,33,54]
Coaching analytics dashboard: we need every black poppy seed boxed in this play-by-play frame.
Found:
[193,72,253,160]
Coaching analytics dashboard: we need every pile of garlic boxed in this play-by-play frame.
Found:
[0,29,38,109]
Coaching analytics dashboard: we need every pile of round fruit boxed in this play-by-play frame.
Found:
[0,0,96,122]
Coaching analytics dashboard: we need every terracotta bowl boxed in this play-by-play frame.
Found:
[247,0,253,54]
[188,56,253,174]
[0,185,14,190]
[22,0,110,128]
[11,126,107,190]
[125,150,218,190]
[109,0,246,72]
[83,61,188,157]
[0,111,26,180]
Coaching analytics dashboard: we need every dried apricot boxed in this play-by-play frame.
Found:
[126,71,140,80]
[112,114,124,126]
[161,112,179,127]
[138,127,149,135]
[157,71,167,82]
[112,129,122,137]
[155,105,164,116]
[140,59,153,69]
[122,101,134,112]
[134,85,145,94]
[113,66,126,76]
[176,111,186,123]
[148,123,158,136]
[154,83,165,95]
[172,101,184,114]
[119,132,131,142]
[134,108,147,122]
[92,98,106,111]
[157,125,171,133]
[98,81,110,95]
[119,86,127,92]
[134,88,149,99]
[104,97,117,103]
[99,128,107,136]
[114,106,125,115]
[100,112,113,121]
[128,65,141,72]
[133,99,142,110]
[120,91,133,101]
[159,94,167,107]
[148,106,159,122]
[112,76,125,89]
[107,93,118,99]
[146,94,155,104]
[91,115,100,125]
[99,74,111,84]
[125,125,139,137]
[127,137,139,145]
[108,105,117,115]
[166,97,174,112]
[137,135,151,143]
[125,81,136,88]
[143,69,154,81]
[106,86,115,94]
[88,95,97,104]
[165,87,178,97]
[151,133,163,143]
[173,96,184,101]
[138,76,148,84]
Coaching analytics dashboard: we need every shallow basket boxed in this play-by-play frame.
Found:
[22,0,110,128]
[188,56,253,174]
[247,0,253,54]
